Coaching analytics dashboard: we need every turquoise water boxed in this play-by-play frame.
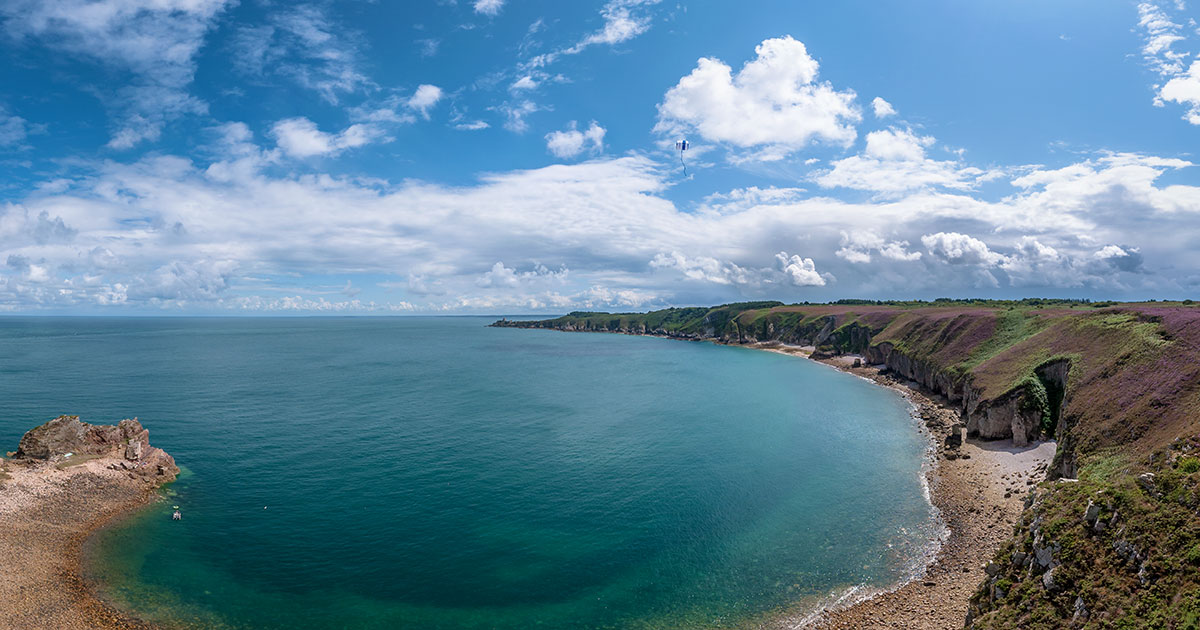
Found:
[0,317,938,629]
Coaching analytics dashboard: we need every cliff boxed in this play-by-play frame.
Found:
[494,300,1200,628]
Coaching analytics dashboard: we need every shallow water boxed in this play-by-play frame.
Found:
[0,317,938,629]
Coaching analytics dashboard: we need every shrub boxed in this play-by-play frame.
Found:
[1187,543,1200,565]
[1180,457,1200,474]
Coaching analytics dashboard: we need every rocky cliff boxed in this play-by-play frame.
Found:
[13,415,179,483]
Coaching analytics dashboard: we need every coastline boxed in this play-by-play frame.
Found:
[735,341,1055,629]
[1,418,176,630]
[0,337,1051,630]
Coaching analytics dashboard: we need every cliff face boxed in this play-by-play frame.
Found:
[14,415,179,483]
[497,306,1067,448]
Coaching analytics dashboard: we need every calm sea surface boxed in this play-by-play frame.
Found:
[0,317,938,629]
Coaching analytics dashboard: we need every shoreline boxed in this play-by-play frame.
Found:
[0,338,1052,630]
[1,418,175,630]
[732,341,1055,629]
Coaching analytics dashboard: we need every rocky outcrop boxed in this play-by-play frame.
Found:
[14,415,178,482]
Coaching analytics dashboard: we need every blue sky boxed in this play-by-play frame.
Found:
[1,0,1199,313]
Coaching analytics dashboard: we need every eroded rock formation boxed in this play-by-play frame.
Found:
[14,415,179,482]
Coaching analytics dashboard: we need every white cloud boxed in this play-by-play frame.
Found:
[416,38,440,57]
[545,121,606,158]
[649,251,827,288]
[407,84,444,118]
[1137,3,1190,76]
[230,4,369,104]
[655,36,860,158]
[520,0,660,71]
[871,97,897,118]
[568,0,660,52]
[2,142,1198,312]
[511,76,538,91]
[699,186,808,214]
[1136,3,1200,124]
[0,106,33,147]
[476,262,568,288]
[776,252,827,286]
[497,100,541,133]
[921,232,1006,266]
[473,0,505,16]
[0,0,232,148]
[815,128,994,194]
[1160,60,1200,124]
[454,120,491,131]
[271,117,381,158]
[835,231,921,264]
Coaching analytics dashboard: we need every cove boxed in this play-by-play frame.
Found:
[0,317,940,629]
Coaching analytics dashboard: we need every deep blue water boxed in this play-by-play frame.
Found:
[0,317,938,629]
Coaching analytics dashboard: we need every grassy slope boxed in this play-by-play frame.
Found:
[498,300,1200,628]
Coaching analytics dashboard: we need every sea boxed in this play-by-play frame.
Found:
[0,317,942,629]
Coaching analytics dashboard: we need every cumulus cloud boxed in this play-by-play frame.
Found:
[655,36,860,158]
[650,251,827,288]
[1093,244,1145,273]
[473,0,505,16]
[2,142,1198,312]
[776,252,827,286]
[271,117,381,158]
[921,232,1006,266]
[1160,60,1200,125]
[871,97,897,118]
[815,128,994,193]
[835,231,921,264]
[407,84,444,119]
[545,121,606,158]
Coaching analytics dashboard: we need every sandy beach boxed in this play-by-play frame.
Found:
[785,351,1056,629]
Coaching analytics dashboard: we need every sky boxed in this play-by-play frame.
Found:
[1,0,1199,314]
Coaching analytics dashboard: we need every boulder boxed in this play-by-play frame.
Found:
[1042,566,1058,591]
[1084,500,1100,524]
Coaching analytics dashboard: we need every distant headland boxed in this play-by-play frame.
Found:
[495,299,1200,628]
